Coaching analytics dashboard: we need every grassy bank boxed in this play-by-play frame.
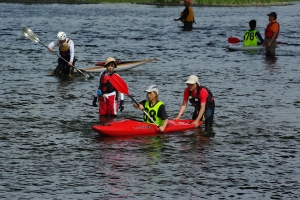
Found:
[0,0,294,6]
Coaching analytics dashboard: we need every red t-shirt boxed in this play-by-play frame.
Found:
[183,87,209,104]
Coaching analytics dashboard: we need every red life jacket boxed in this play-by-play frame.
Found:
[265,22,280,39]
[99,71,116,93]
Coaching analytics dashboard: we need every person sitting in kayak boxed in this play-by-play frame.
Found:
[133,85,168,132]
[244,19,264,46]
[174,75,215,128]
[48,31,77,76]
[93,57,124,117]
[174,0,195,31]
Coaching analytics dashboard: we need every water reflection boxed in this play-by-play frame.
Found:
[145,135,164,165]
[264,56,278,74]
[193,127,216,141]
[264,56,278,66]
[98,115,117,125]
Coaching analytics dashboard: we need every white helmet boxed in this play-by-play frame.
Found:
[57,31,66,40]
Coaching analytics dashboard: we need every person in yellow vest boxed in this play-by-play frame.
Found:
[48,31,77,76]
[133,85,169,132]
[174,0,195,31]
[244,19,264,46]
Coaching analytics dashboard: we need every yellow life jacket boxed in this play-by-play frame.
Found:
[144,101,164,126]
[59,39,69,53]
[244,30,258,46]
[180,6,194,23]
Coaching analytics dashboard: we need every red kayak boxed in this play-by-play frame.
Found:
[92,119,200,137]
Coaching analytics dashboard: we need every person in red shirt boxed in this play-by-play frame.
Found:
[262,12,280,57]
[174,75,215,128]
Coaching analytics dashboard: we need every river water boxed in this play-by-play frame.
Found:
[0,2,299,199]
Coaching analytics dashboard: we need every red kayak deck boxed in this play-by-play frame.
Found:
[92,119,200,137]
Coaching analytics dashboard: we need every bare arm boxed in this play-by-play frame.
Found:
[133,103,144,110]
[174,100,188,120]
[267,32,278,46]
[192,102,205,127]
[263,31,278,47]
[159,119,169,132]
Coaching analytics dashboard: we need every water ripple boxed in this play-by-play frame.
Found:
[0,2,300,199]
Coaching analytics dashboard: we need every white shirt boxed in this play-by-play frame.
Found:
[48,38,75,62]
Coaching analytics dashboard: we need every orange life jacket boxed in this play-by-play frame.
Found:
[265,22,280,39]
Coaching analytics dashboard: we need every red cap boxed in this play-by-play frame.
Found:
[184,0,191,4]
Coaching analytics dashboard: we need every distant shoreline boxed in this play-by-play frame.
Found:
[0,0,292,6]
[139,2,292,6]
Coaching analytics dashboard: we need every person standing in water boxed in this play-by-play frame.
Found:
[93,57,124,116]
[262,12,280,57]
[174,0,195,31]
[174,75,215,128]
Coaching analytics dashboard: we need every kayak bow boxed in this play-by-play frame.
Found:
[82,58,156,73]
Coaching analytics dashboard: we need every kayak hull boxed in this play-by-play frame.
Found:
[227,45,265,51]
[81,58,156,73]
[92,119,199,137]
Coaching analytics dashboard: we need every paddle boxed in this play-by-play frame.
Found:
[228,37,288,45]
[228,37,241,44]
[95,59,156,66]
[107,74,160,128]
[22,27,93,78]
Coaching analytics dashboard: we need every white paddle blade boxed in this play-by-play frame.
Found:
[22,27,39,42]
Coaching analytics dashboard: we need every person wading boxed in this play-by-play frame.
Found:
[174,75,215,128]
[174,0,195,31]
[48,31,77,76]
[93,57,124,117]
[262,12,280,57]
